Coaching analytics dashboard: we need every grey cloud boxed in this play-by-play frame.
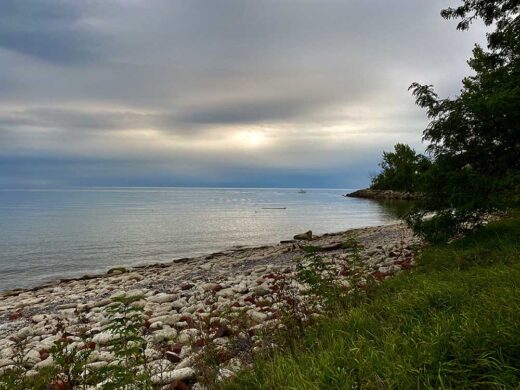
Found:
[175,94,335,126]
[0,0,100,64]
[0,108,156,132]
[0,0,487,187]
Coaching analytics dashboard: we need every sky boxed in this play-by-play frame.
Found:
[0,0,486,189]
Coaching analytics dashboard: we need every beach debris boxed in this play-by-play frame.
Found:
[318,242,343,251]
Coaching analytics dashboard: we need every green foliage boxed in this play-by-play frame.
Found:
[296,238,370,314]
[222,217,520,389]
[370,143,430,192]
[296,246,347,311]
[0,336,32,390]
[49,333,92,388]
[101,295,153,390]
[408,0,520,241]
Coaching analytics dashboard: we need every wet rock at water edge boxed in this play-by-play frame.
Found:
[106,267,128,275]
[293,231,312,240]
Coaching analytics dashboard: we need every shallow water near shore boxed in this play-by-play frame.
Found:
[0,187,407,291]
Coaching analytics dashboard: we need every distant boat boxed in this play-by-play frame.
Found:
[297,189,307,194]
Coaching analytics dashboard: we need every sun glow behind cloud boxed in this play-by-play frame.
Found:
[234,130,268,148]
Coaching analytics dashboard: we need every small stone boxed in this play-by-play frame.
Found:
[150,314,181,326]
[24,349,41,365]
[151,367,195,385]
[218,368,235,381]
[125,289,145,299]
[86,361,108,370]
[216,288,235,298]
[175,321,189,329]
[125,272,144,281]
[200,263,213,271]
[213,337,229,346]
[232,284,249,294]
[378,264,401,274]
[153,326,178,343]
[149,293,176,304]
[149,321,163,330]
[90,298,112,308]
[172,298,188,310]
[92,331,115,346]
[16,327,32,340]
[31,314,48,323]
[34,356,54,369]
[248,310,267,323]
[252,285,270,297]
[177,329,198,344]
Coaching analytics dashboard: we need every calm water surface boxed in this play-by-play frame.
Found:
[0,188,407,291]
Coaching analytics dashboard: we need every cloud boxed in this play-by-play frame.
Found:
[176,95,334,126]
[0,0,101,64]
[0,0,487,187]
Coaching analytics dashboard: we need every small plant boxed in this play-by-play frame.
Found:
[192,293,222,387]
[100,294,153,390]
[49,334,92,389]
[341,236,375,302]
[0,332,33,389]
[269,271,310,348]
[296,245,347,311]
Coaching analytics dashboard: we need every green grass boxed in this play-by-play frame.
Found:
[223,217,520,389]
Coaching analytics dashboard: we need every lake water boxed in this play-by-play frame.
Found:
[0,188,408,291]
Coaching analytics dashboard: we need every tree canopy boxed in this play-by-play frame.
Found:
[405,0,520,242]
[370,144,430,193]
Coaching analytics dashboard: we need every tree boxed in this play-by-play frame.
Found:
[407,0,520,242]
[370,143,430,193]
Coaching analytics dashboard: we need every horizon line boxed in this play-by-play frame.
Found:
[0,185,359,191]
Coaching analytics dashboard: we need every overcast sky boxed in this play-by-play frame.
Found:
[0,0,486,188]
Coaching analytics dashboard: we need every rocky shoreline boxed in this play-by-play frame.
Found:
[0,223,421,388]
[345,188,421,200]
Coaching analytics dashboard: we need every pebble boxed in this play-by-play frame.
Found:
[153,326,177,343]
[151,367,195,385]
[252,285,270,297]
[149,293,176,304]
[248,310,268,323]
[92,331,115,346]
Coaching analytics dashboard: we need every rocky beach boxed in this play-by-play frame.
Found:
[0,223,420,388]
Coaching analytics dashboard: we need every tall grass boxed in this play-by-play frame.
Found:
[223,217,520,389]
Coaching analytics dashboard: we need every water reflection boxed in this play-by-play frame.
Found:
[371,199,416,219]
